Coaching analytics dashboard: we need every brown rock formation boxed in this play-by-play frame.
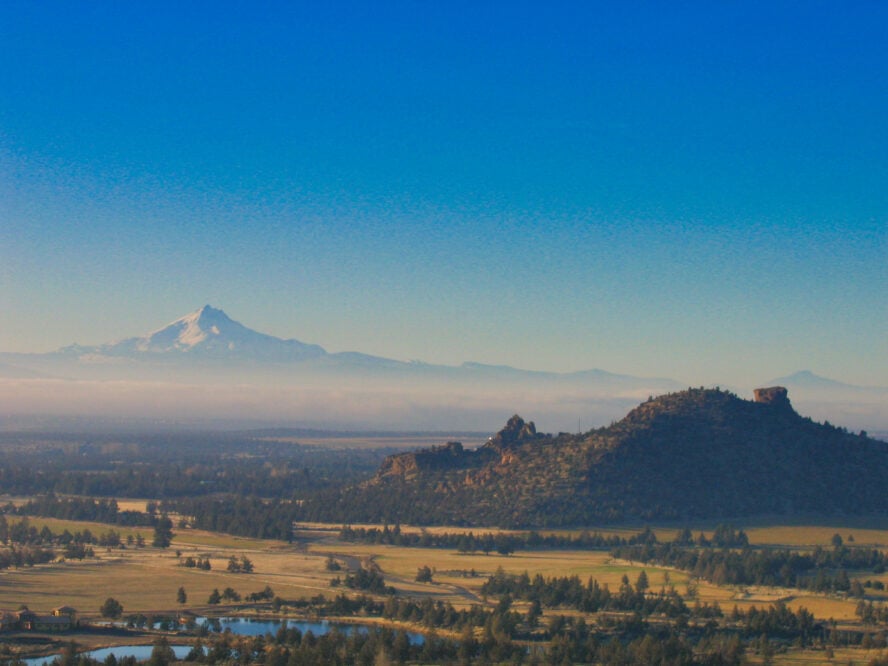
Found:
[377,440,468,479]
[484,414,539,452]
[754,386,790,407]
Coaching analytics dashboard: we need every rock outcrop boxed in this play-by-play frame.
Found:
[310,387,888,527]
[375,415,543,480]
[754,386,791,407]
[483,414,539,452]
[377,440,470,479]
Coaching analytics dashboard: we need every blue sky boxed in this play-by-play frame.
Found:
[1,1,885,387]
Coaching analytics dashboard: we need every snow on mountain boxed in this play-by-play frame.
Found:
[0,308,884,431]
[79,305,327,361]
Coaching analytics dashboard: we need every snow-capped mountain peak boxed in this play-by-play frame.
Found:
[139,305,240,352]
[70,305,328,361]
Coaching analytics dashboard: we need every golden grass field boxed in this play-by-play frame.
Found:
[3,518,885,616]
[2,518,888,663]
[744,523,888,549]
[0,523,334,615]
[769,646,888,665]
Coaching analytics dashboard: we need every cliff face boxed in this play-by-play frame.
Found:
[376,415,544,481]
[483,415,539,451]
[754,386,790,407]
[309,388,888,527]
[377,441,472,479]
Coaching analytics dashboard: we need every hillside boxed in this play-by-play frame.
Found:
[304,387,888,527]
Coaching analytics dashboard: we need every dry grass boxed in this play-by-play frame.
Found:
[1,514,884,660]
[745,524,888,548]
[315,543,700,610]
[784,595,860,621]
[0,527,335,617]
[173,530,273,550]
[0,551,230,612]
[114,500,151,513]
[300,521,687,542]
[0,527,695,618]
[764,646,888,664]
[8,516,152,542]
[297,521,520,536]
[302,520,888,550]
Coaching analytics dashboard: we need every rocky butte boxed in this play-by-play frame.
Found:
[305,387,888,527]
[753,385,791,407]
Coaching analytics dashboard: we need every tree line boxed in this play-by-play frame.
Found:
[0,516,139,570]
[7,497,153,526]
[0,433,387,501]
[480,567,691,618]
[337,523,659,553]
[611,538,888,592]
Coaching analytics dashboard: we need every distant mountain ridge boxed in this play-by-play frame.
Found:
[0,306,884,432]
[768,370,888,393]
[303,387,888,527]
[0,305,681,387]
[1,306,878,391]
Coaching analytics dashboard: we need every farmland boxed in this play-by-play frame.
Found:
[2,516,888,663]
[2,402,888,663]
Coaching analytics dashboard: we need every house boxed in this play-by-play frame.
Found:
[13,607,77,632]
[52,606,78,627]
[31,615,74,632]
[15,610,37,630]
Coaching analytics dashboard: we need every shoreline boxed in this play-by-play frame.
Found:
[7,611,447,660]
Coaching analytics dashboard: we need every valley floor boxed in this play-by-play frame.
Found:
[2,517,888,664]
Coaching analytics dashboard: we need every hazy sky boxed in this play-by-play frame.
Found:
[1,2,886,387]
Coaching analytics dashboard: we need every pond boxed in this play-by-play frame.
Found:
[24,617,424,664]
[194,617,423,644]
[25,645,192,666]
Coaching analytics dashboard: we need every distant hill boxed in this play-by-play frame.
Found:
[303,387,888,527]
[760,371,888,436]
[1,305,677,386]
[0,306,883,432]
[766,369,887,393]
[0,305,684,431]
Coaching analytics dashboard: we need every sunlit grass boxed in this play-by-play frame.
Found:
[7,516,151,542]
[1,513,883,666]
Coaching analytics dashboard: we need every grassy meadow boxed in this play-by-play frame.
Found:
[0,518,880,617]
[2,517,888,663]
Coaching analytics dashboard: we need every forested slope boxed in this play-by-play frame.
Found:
[302,388,888,527]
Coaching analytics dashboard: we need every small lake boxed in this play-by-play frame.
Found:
[25,617,424,664]
[195,617,423,644]
[25,645,192,666]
